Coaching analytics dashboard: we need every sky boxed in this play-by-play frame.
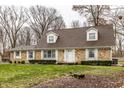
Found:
[0,0,124,27]
[0,0,87,27]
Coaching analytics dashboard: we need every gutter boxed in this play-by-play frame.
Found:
[10,46,115,51]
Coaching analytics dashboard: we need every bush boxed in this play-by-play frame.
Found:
[9,61,12,64]
[38,60,56,64]
[81,60,112,66]
[57,63,78,65]
[29,60,40,64]
[14,61,16,64]
[112,59,118,64]
[29,60,56,64]
[18,61,21,64]
[21,61,25,64]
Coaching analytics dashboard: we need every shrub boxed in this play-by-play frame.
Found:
[40,60,56,64]
[29,60,56,64]
[57,63,78,65]
[81,60,112,66]
[14,61,16,64]
[112,59,118,64]
[9,61,12,64]
[18,61,21,64]
[21,61,25,64]
[29,60,36,64]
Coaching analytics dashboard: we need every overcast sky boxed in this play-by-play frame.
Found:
[0,0,124,27]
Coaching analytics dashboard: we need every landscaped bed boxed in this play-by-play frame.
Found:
[0,64,124,88]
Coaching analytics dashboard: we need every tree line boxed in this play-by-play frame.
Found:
[0,5,65,50]
[0,5,124,57]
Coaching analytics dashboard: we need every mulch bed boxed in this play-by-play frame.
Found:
[33,74,124,88]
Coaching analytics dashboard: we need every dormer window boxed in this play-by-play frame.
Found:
[87,28,98,41]
[48,36,54,43]
[46,31,59,43]
[89,33,96,40]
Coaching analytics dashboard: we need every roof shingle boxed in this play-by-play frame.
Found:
[37,25,115,49]
[12,25,115,50]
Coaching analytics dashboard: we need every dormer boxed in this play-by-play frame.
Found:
[46,31,59,43]
[86,28,98,41]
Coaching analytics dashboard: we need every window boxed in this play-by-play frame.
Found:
[87,28,98,41]
[43,50,55,59]
[88,49,95,58]
[28,51,34,60]
[46,32,59,43]
[89,33,96,39]
[15,51,21,59]
[86,49,98,60]
[48,36,54,43]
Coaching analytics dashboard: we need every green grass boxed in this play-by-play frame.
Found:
[118,61,124,64]
[0,64,124,88]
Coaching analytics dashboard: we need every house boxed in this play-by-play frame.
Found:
[10,25,115,64]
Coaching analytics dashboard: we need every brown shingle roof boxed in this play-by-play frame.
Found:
[36,25,115,49]
[11,25,115,50]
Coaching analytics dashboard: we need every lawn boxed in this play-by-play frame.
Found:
[0,64,124,88]
[119,61,124,64]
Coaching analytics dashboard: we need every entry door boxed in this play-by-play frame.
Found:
[65,49,75,63]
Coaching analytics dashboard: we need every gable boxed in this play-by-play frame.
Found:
[46,31,59,43]
[86,28,98,41]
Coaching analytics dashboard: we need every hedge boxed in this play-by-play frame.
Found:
[9,61,25,64]
[29,60,56,64]
[81,60,112,66]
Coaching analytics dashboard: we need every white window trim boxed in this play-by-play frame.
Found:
[48,35,55,43]
[56,50,58,61]
[87,29,98,41]
[110,48,112,60]
[27,51,35,60]
[47,34,58,43]
[14,51,21,59]
[41,50,58,60]
[64,49,75,63]
[85,49,98,61]
[42,50,56,60]
[41,50,43,60]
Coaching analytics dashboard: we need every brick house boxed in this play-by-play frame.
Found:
[10,25,115,64]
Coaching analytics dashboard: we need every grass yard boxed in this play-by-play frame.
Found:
[119,61,124,64]
[0,64,124,88]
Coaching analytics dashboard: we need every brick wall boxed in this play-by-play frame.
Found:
[98,48,111,60]
[58,49,64,63]
[21,51,27,60]
[10,52,14,60]
[10,48,112,62]
[75,49,85,63]
[35,50,41,60]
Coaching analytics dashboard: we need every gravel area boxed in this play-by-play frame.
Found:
[33,74,124,88]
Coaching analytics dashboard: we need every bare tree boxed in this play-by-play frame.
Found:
[17,26,32,46]
[110,7,124,57]
[0,27,8,53]
[50,16,65,30]
[26,5,65,42]
[71,20,81,28]
[0,6,27,48]
[116,34,124,56]
[72,5,110,26]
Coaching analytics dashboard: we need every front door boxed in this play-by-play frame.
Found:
[65,49,75,63]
